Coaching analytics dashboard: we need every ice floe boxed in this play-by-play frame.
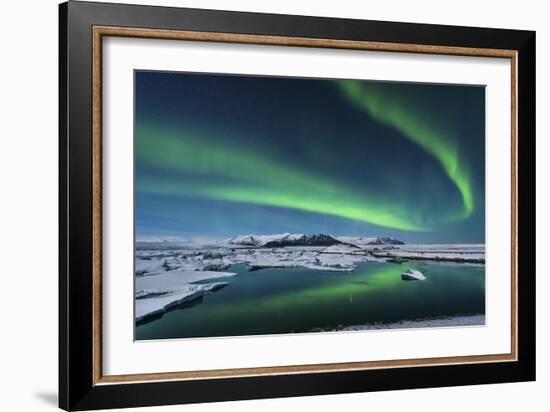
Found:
[401,268,426,281]
[136,282,228,322]
[135,269,236,321]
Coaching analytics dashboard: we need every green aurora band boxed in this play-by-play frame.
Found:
[136,123,429,231]
[337,81,475,220]
[137,79,480,233]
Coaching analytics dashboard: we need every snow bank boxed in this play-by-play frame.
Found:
[335,314,485,331]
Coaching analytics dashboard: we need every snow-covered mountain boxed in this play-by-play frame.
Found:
[367,236,405,245]
[337,236,405,246]
[263,233,341,248]
[226,233,341,247]
[226,233,404,248]
[226,233,305,247]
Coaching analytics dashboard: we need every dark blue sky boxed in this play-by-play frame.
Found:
[135,71,485,243]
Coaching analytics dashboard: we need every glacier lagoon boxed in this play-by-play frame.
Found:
[135,240,485,340]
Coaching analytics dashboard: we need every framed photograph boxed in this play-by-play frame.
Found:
[59,1,535,410]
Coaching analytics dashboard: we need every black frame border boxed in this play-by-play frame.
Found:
[59,1,535,410]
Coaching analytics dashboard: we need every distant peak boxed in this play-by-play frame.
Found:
[227,233,405,247]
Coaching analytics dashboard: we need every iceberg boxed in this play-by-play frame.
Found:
[401,268,426,281]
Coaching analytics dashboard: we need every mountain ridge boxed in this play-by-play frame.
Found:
[227,233,405,247]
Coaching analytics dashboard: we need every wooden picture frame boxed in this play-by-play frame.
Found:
[59,1,535,410]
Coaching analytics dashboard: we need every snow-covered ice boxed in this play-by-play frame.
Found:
[135,258,168,276]
[321,244,363,254]
[135,268,238,321]
[367,244,485,264]
[135,235,485,321]
[136,270,236,292]
[136,282,228,322]
[401,268,426,281]
[135,238,484,278]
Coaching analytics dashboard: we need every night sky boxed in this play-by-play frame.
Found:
[135,71,485,243]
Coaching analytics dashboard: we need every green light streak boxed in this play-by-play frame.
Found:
[337,81,475,219]
[136,123,429,231]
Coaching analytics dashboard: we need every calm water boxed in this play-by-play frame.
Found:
[135,261,485,340]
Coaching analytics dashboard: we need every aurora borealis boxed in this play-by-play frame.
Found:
[135,71,485,243]
[337,81,475,220]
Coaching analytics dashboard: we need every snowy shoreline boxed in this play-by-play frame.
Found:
[320,314,485,332]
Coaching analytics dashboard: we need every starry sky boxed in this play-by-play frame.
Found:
[135,71,485,243]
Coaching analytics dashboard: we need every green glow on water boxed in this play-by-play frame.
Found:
[136,262,485,340]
